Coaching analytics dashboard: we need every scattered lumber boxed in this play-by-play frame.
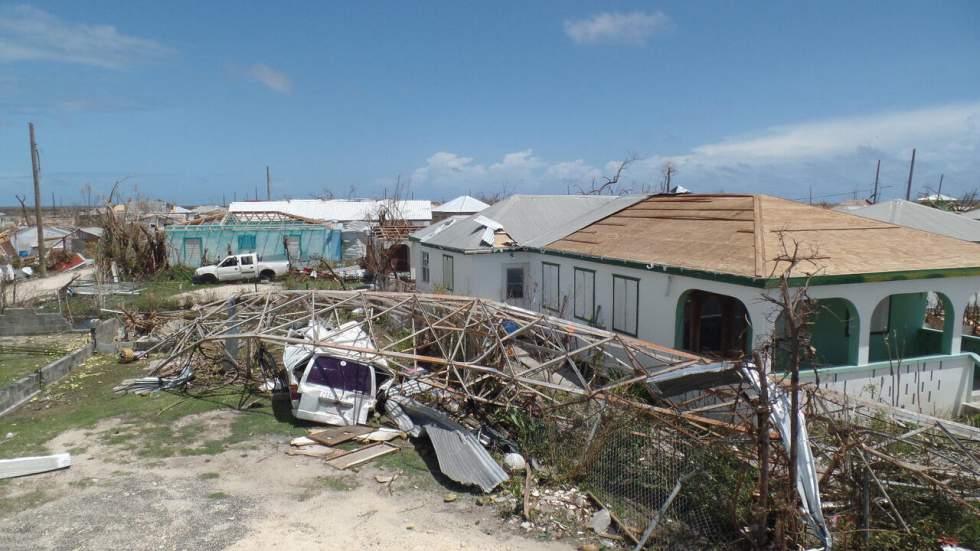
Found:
[326,442,398,470]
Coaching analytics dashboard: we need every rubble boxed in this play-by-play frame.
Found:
[110,289,980,549]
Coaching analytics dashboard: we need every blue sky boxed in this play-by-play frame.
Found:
[0,1,978,205]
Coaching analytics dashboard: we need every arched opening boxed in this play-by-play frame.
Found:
[868,291,953,363]
[961,295,980,355]
[796,298,861,367]
[675,290,751,360]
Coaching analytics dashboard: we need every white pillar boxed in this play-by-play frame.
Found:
[851,294,882,366]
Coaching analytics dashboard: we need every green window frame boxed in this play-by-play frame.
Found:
[612,274,640,337]
[573,267,596,322]
[421,251,430,283]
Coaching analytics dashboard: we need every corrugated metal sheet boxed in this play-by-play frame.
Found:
[414,194,643,251]
[229,199,432,222]
[399,399,508,493]
[840,199,980,243]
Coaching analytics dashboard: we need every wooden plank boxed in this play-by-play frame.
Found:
[285,444,348,460]
[0,453,71,479]
[307,425,374,446]
[326,442,399,470]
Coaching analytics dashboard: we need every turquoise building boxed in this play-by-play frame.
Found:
[165,219,343,268]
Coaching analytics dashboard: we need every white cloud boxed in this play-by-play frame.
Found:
[408,101,980,200]
[0,5,175,68]
[563,11,673,46]
[246,63,292,94]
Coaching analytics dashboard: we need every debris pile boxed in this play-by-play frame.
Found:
[114,290,980,549]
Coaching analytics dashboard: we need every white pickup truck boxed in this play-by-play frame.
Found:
[192,253,289,283]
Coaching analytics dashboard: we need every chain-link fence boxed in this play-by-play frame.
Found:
[509,400,755,549]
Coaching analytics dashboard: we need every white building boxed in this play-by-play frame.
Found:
[412,193,980,417]
[229,199,432,226]
[431,195,490,222]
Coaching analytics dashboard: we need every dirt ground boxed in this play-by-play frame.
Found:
[172,281,283,304]
[0,409,576,551]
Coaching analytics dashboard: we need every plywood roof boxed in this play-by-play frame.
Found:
[545,194,980,279]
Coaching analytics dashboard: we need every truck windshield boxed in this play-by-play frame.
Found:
[306,356,372,393]
[219,257,238,267]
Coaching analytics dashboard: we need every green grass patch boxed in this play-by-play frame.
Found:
[0,334,90,386]
[199,472,220,480]
[0,353,307,460]
[207,491,229,500]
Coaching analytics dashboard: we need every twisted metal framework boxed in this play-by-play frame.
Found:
[130,290,980,549]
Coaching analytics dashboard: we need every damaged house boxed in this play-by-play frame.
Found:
[413,193,980,417]
[165,211,343,268]
[229,198,432,268]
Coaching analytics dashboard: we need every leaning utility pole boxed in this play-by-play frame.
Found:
[266,165,272,200]
[937,173,944,197]
[29,123,47,276]
[905,148,916,201]
[871,159,880,204]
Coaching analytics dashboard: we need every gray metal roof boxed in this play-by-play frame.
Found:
[840,199,980,243]
[413,194,644,251]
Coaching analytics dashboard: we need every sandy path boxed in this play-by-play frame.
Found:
[0,411,575,551]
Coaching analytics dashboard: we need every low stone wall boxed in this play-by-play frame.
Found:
[0,308,71,336]
[0,318,119,416]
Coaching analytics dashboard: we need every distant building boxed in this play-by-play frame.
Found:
[2,226,72,258]
[431,195,490,222]
[164,212,342,268]
[229,199,432,226]
[840,199,980,243]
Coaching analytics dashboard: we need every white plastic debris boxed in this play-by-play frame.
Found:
[503,452,526,472]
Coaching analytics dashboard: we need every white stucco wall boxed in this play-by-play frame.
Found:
[413,241,980,370]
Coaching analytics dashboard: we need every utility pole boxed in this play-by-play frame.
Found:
[905,148,916,201]
[937,173,944,197]
[29,123,47,276]
[266,166,271,200]
[871,160,880,204]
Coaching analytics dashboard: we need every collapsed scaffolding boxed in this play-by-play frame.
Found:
[117,290,980,549]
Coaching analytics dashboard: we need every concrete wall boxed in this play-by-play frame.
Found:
[800,352,977,417]
[0,308,71,336]
[0,318,119,416]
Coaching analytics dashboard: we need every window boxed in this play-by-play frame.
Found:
[573,268,596,322]
[306,357,372,393]
[505,267,525,299]
[612,275,639,336]
[421,251,430,283]
[219,256,238,267]
[237,234,256,251]
[240,255,254,266]
[870,297,891,334]
[442,255,454,291]
[542,263,560,311]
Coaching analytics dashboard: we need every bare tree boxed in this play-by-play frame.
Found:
[577,154,637,195]
[759,233,827,544]
[14,194,30,225]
